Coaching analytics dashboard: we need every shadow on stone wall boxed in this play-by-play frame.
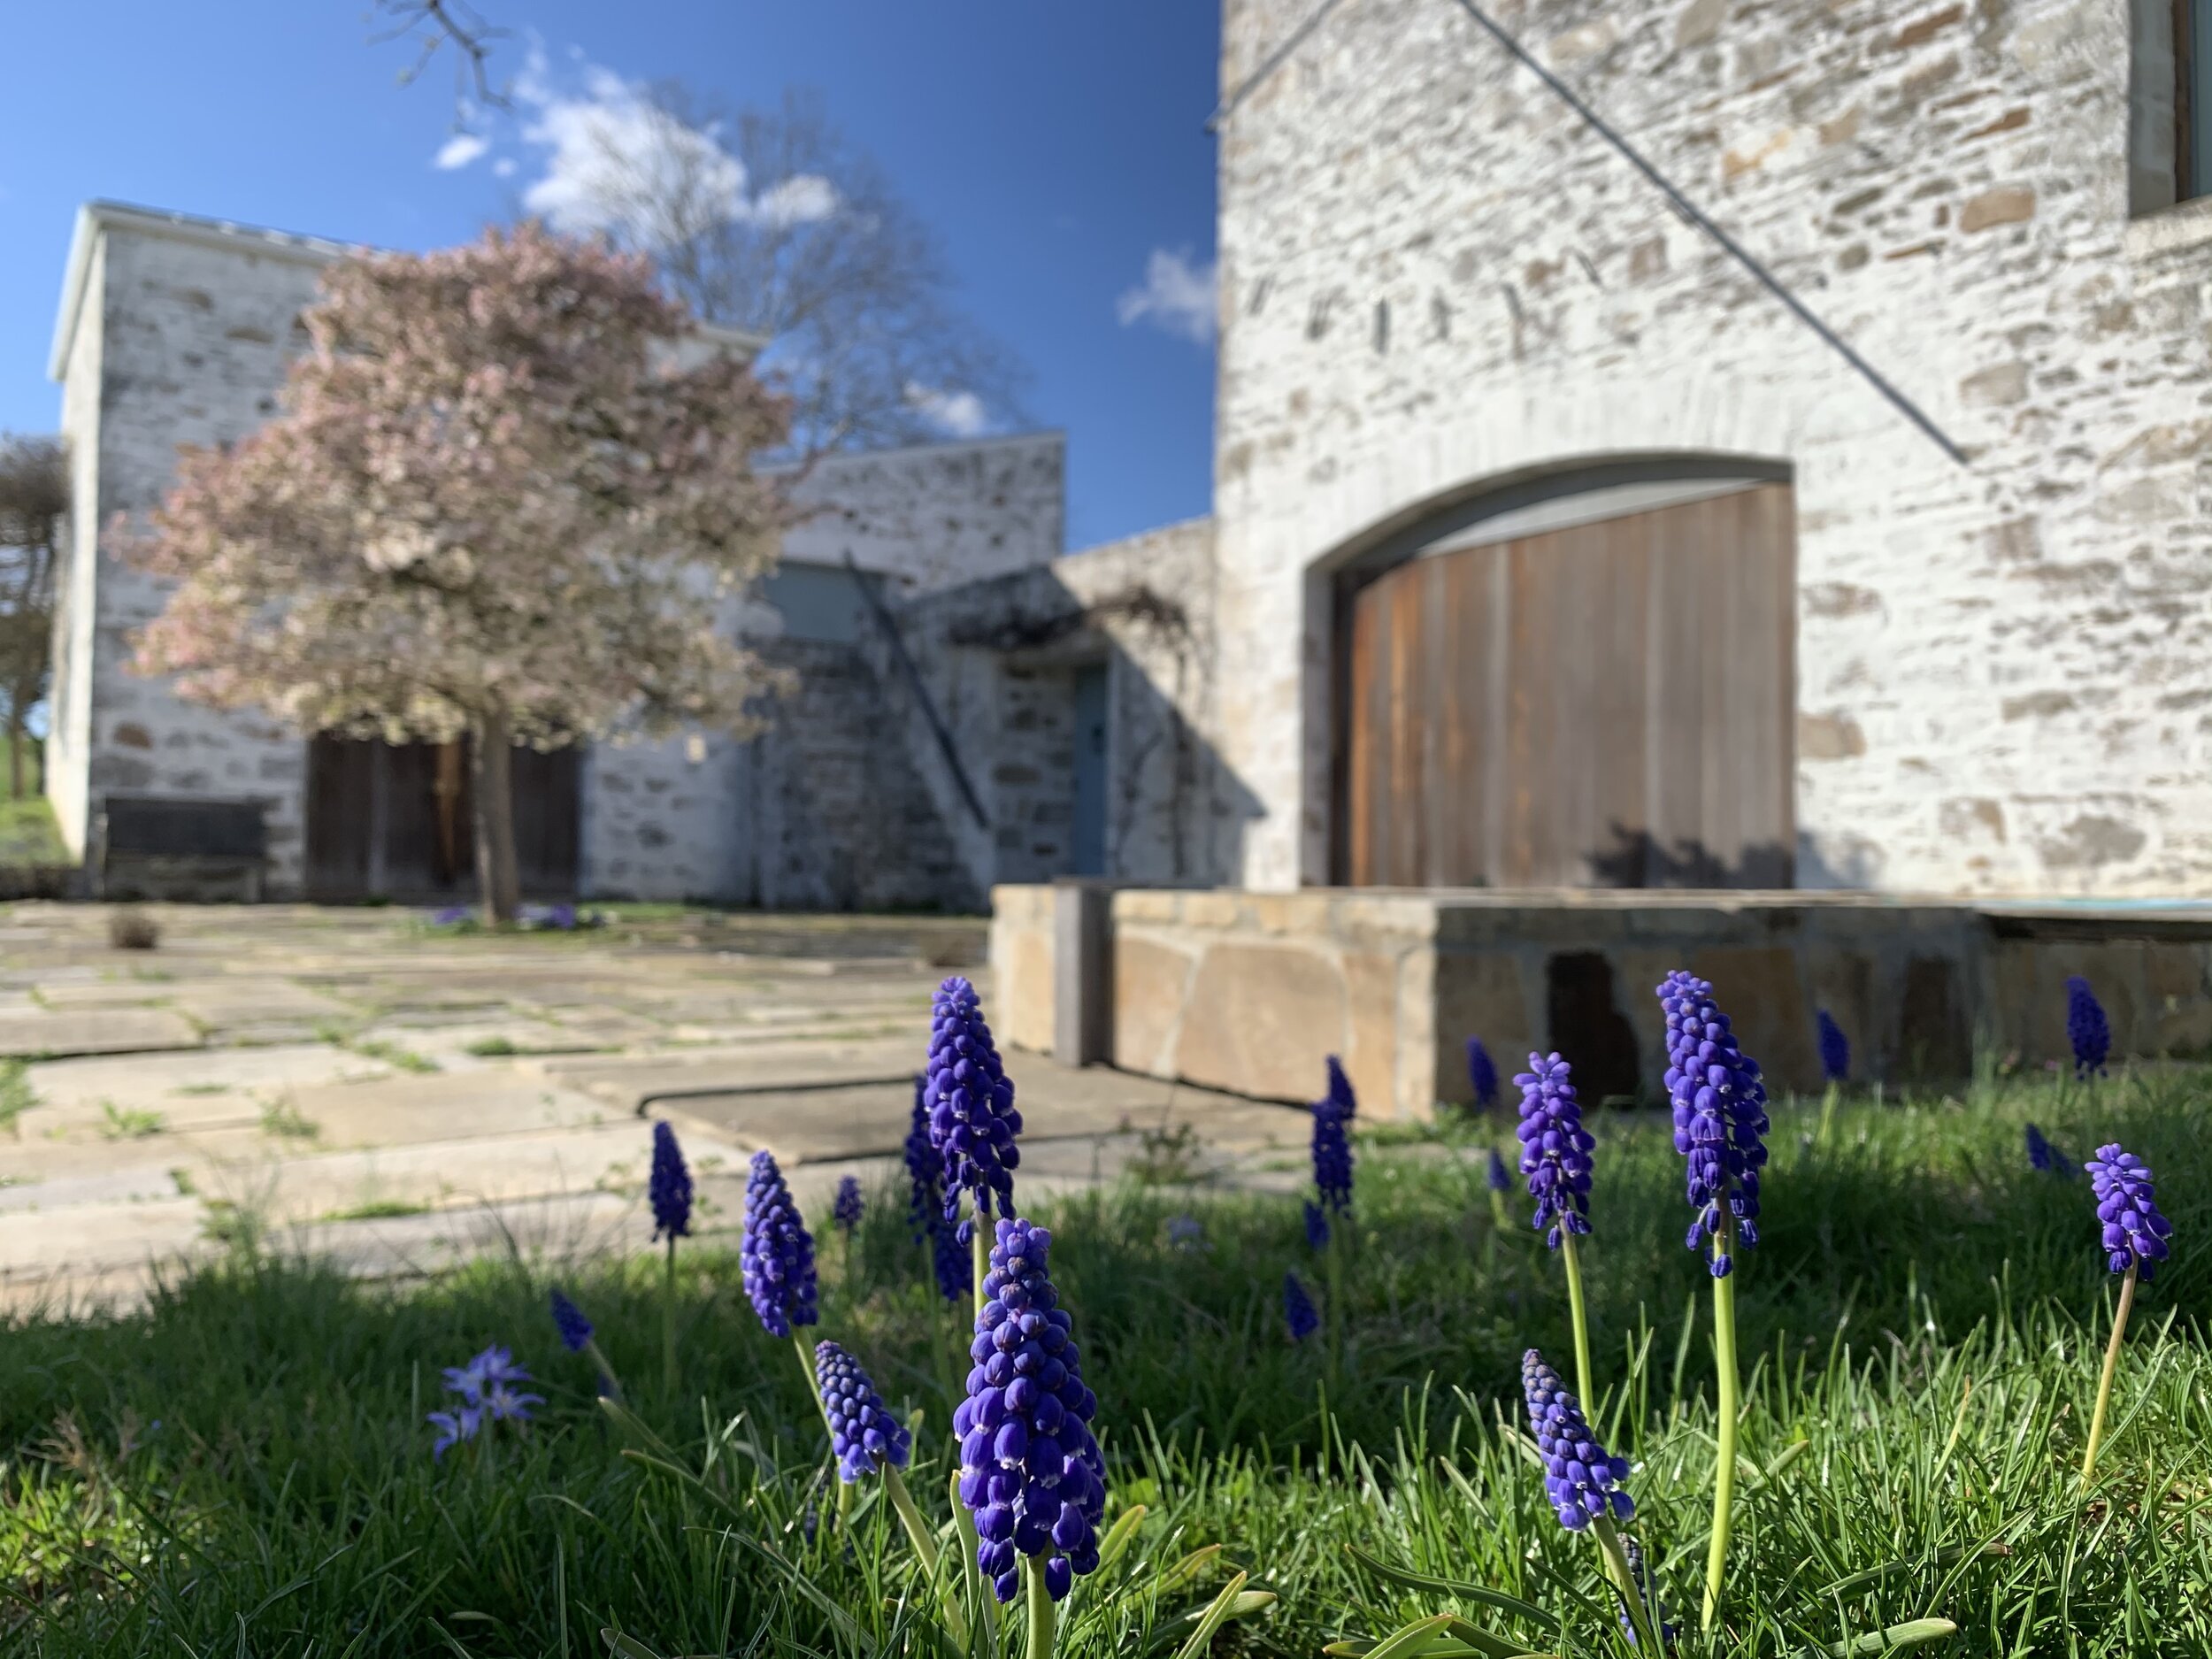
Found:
[1586,823,1794,889]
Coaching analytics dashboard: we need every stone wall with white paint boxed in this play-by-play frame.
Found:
[1214,0,2212,895]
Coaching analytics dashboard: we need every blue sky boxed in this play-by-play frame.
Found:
[0,2,1220,549]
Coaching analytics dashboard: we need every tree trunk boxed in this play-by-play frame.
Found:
[472,711,521,925]
[6,724,19,801]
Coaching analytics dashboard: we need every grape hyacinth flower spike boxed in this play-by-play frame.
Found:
[548,1286,622,1401]
[1465,1036,1500,1110]
[833,1175,864,1235]
[1516,1052,1598,1405]
[925,976,1022,1320]
[1815,1008,1849,1146]
[648,1120,692,1393]
[2025,1122,2073,1178]
[1522,1350,1660,1652]
[1310,1056,1356,1365]
[1303,1200,1330,1251]
[2080,1145,2175,1488]
[1284,1271,1319,1342]
[741,1150,821,1340]
[2067,976,2111,1079]
[1485,1145,1514,1233]
[1657,970,1769,1633]
[954,1217,1106,1659]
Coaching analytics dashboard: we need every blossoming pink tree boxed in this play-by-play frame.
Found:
[116,223,791,921]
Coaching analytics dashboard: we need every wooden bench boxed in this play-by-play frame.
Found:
[91,795,269,902]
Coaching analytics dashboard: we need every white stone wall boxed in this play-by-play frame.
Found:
[52,219,329,886]
[1215,0,2212,896]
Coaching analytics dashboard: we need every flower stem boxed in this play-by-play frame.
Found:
[581,1336,623,1404]
[1816,1080,1838,1148]
[1025,1552,1056,1659]
[950,1470,987,1632]
[661,1235,678,1397]
[1702,1221,1740,1635]
[1558,1229,1595,1409]
[2080,1263,2139,1492]
[1325,1225,1345,1379]
[885,1463,968,1646]
[1593,1515,1662,1655]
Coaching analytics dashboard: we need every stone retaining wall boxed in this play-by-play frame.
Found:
[991,885,2212,1117]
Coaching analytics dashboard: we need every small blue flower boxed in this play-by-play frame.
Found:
[1167,1214,1205,1251]
[740,1150,819,1338]
[2085,1143,2173,1281]
[1522,1349,1633,1532]
[429,904,470,928]
[549,1287,593,1353]
[442,1343,531,1401]
[953,1217,1106,1605]
[833,1175,864,1235]
[2067,977,2111,1078]
[1658,972,1770,1279]
[483,1379,542,1424]
[814,1340,913,1483]
[1515,1052,1594,1249]
[1311,1057,1356,1215]
[1816,1010,1849,1084]
[925,978,1023,1236]
[1302,1201,1330,1250]
[426,1406,480,1458]
[649,1121,693,1241]
[2025,1122,2073,1178]
[1283,1271,1319,1343]
[1486,1148,1512,1194]
[1465,1037,1500,1110]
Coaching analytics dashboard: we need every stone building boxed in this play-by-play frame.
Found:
[992,0,2212,1114]
[44,199,1179,910]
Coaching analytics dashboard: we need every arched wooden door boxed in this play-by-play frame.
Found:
[1335,480,1795,888]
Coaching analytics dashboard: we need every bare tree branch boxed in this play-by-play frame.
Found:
[0,434,66,800]
[552,84,1028,457]
[369,0,509,114]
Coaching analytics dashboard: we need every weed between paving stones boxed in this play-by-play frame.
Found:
[0,1065,2207,1655]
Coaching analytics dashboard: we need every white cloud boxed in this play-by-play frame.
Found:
[492,157,517,178]
[1116,248,1217,345]
[515,50,841,239]
[434,132,490,171]
[904,382,990,439]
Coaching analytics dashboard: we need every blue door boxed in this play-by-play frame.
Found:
[1070,664,1108,876]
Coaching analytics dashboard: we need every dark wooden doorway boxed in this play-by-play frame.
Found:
[1336,481,1795,888]
[304,736,580,902]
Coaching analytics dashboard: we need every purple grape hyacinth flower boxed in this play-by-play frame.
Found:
[1516,1052,1595,1248]
[903,1074,941,1243]
[549,1287,592,1353]
[833,1176,864,1235]
[933,1206,973,1302]
[1466,1037,1500,1110]
[1486,1148,1512,1194]
[1284,1271,1319,1342]
[2085,1144,2173,1281]
[1816,1010,1849,1084]
[1303,1200,1330,1250]
[814,1340,913,1483]
[954,1217,1106,1605]
[739,1150,819,1338]
[2026,1122,2073,1178]
[1522,1349,1633,1532]
[1311,1057,1356,1214]
[649,1121,692,1241]
[924,978,1023,1235]
[1658,972,1770,1279]
[2067,977,2111,1079]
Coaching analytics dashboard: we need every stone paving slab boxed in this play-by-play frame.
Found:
[280,1071,622,1148]
[23,1043,392,1112]
[169,979,355,1026]
[534,1035,927,1113]
[32,980,180,1009]
[0,1007,203,1058]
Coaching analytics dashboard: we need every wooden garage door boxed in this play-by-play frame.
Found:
[1339,482,1794,888]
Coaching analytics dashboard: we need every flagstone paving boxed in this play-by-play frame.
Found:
[0,901,1315,1313]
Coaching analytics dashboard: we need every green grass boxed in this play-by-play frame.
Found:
[1,1072,2208,1655]
[465,1035,520,1057]
[257,1097,321,1140]
[0,795,68,866]
[94,1101,163,1140]
[314,1020,441,1074]
[0,1059,35,1133]
[319,1197,433,1222]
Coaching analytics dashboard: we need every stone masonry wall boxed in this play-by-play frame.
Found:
[64,221,331,889]
[1214,0,2212,896]
[879,515,1248,897]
